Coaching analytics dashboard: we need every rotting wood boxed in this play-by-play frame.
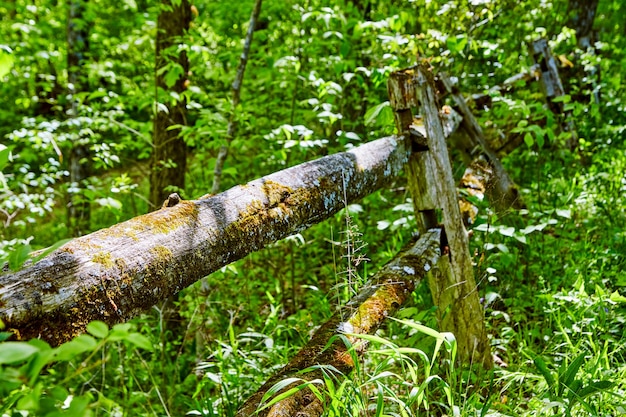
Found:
[439,73,524,213]
[458,155,493,226]
[235,230,442,417]
[0,136,411,345]
[415,62,493,368]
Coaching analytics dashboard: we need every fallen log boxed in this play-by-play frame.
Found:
[0,136,411,345]
[235,229,442,417]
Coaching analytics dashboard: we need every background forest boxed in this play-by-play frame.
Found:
[1,0,626,416]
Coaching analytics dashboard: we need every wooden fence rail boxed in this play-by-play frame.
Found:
[0,60,534,416]
[0,136,410,344]
[236,230,442,417]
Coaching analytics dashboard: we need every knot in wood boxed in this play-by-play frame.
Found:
[162,193,182,208]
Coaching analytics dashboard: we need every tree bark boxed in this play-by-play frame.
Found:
[235,230,442,417]
[0,136,411,345]
[212,0,263,194]
[67,0,90,236]
[150,0,191,208]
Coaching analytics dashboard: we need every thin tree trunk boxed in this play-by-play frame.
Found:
[67,0,90,236]
[150,0,191,208]
[211,0,263,194]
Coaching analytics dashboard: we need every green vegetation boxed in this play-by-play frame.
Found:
[1,0,625,415]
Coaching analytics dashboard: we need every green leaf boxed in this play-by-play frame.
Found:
[86,321,109,339]
[340,42,350,58]
[552,94,571,103]
[50,386,70,401]
[260,377,303,404]
[529,125,545,148]
[0,342,39,364]
[0,144,10,171]
[575,380,614,399]
[0,46,14,79]
[375,382,384,417]
[364,101,390,126]
[566,378,583,402]
[112,323,132,332]
[555,209,571,219]
[610,291,626,303]
[96,197,122,210]
[524,132,534,147]
[124,333,154,351]
[164,64,184,88]
[558,353,585,397]
[533,356,556,389]
[512,233,527,244]
[123,0,138,10]
[55,335,98,361]
[259,378,321,412]
[25,345,56,384]
[498,226,516,237]
[8,244,32,271]
[66,394,91,416]
[447,35,468,54]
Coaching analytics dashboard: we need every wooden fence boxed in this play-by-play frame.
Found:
[1,54,571,416]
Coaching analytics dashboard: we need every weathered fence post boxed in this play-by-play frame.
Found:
[387,68,438,232]
[388,64,493,368]
[530,39,578,147]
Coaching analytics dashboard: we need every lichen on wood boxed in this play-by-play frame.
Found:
[235,230,442,417]
[0,136,411,345]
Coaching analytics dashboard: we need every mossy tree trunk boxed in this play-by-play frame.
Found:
[150,0,191,208]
